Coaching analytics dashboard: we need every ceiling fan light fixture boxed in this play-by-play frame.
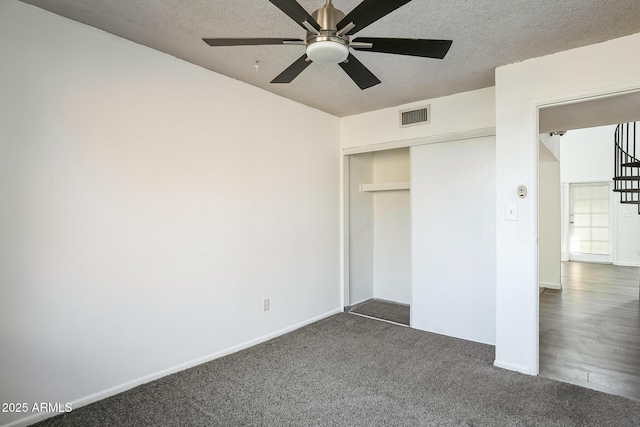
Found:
[202,0,453,88]
[306,40,349,64]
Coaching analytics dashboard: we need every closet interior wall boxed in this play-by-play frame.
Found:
[348,148,411,307]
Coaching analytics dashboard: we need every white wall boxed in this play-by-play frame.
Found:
[560,125,617,182]
[538,142,561,289]
[373,149,410,304]
[560,125,640,267]
[348,153,375,305]
[0,2,340,425]
[341,87,496,149]
[495,32,640,375]
[615,203,640,266]
[411,136,497,345]
[539,133,561,161]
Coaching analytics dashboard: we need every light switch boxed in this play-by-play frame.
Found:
[623,211,630,217]
[506,203,518,221]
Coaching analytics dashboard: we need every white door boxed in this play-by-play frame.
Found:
[568,182,613,263]
[410,137,496,344]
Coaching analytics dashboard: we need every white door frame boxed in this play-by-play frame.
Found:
[534,88,640,375]
[560,182,570,262]
[342,154,350,309]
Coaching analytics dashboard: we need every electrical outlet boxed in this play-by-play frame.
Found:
[263,298,270,311]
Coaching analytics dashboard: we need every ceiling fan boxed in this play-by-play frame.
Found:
[202,0,453,89]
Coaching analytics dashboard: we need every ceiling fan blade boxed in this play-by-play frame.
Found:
[203,38,304,47]
[268,0,321,32]
[337,0,412,36]
[271,54,312,84]
[352,38,453,59]
[338,53,381,90]
[202,38,304,46]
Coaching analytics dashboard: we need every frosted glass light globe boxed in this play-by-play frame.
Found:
[307,41,349,64]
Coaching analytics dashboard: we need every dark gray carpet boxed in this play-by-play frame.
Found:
[349,299,410,325]
[34,313,640,426]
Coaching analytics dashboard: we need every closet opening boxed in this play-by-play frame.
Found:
[344,147,411,326]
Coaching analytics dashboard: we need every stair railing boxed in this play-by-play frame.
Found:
[613,122,640,214]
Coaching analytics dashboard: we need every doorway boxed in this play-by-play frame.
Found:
[538,99,640,399]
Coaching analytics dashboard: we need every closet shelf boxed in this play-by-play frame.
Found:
[359,182,410,192]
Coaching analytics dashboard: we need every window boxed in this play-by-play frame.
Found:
[570,183,611,259]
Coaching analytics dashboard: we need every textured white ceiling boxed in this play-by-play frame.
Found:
[18,0,640,117]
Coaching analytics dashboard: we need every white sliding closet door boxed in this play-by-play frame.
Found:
[411,136,496,345]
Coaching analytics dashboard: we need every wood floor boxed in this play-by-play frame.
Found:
[539,261,640,401]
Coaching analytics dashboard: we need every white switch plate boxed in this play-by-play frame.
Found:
[506,204,518,221]
[623,211,630,217]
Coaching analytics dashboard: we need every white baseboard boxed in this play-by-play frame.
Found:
[614,261,640,267]
[373,297,410,306]
[539,281,562,290]
[494,359,536,375]
[2,308,341,427]
[348,297,374,307]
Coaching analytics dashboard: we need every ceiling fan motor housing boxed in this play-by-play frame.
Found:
[306,2,349,63]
